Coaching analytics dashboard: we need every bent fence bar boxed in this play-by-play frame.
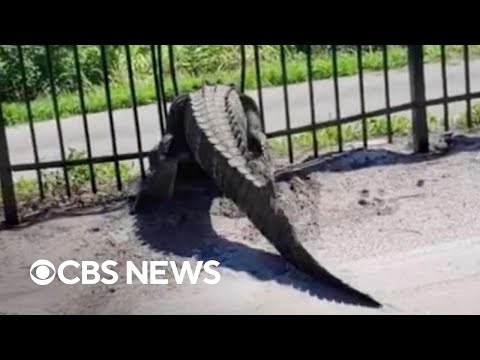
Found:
[1,45,479,226]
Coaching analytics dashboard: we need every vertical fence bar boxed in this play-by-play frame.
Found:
[99,45,122,191]
[408,45,429,153]
[125,45,146,179]
[150,45,165,136]
[440,45,449,131]
[240,45,246,92]
[18,45,44,199]
[280,45,293,163]
[157,45,169,124]
[73,45,97,193]
[382,45,393,143]
[168,45,179,96]
[464,45,472,129]
[331,45,343,152]
[0,102,19,225]
[306,45,318,158]
[253,45,265,132]
[357,45,368,148]
[45,45,71,198]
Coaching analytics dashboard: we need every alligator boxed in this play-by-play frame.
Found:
[133,84,381,308]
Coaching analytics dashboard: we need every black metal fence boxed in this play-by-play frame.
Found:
[1,45,480,226]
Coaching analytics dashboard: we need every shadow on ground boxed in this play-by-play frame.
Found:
[129,174,381,309]
[276,134,480,182]
[0,197,127,231]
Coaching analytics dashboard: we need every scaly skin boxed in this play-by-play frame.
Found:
[178,84,381,307]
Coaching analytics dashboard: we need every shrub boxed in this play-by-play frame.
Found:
[0,45,122,102]
[2,45,480,127]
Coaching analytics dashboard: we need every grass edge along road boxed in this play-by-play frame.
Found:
[3,45,480,128]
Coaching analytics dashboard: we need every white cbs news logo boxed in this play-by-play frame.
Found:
[29,259,221,286]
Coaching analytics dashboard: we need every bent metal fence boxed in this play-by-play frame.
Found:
[1,45,479,226]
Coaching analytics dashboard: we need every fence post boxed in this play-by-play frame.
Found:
[0,102,19,226]
[408,45,429,153]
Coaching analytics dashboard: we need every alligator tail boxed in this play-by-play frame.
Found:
[181,84,381,308]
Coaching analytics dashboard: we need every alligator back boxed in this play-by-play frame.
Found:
[181,84,380,307]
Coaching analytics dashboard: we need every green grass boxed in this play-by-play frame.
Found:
[268,101,480,157]
[10,148,137,208]
[3,45,480,127]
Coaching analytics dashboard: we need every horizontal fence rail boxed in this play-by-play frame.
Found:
[2,45,480,226]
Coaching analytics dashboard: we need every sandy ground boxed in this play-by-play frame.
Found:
[1,134,480,315]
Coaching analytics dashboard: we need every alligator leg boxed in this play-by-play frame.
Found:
[129,134,179,214]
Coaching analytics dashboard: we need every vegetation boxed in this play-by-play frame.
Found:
[2,45,479,126]
[2,44,480,218]
[268,102,480,157]
[10,148,137,210]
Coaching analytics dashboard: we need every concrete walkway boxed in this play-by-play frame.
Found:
[5,59,480,174]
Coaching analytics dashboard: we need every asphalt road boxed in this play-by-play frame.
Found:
[127,236,480,315]
[3,236,478,314]
[5,59,480,176]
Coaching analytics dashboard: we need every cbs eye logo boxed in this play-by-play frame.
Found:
[30,259,56,285]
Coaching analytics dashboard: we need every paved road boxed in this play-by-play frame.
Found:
[1,222,479,315]
[132,236,480,315]
[5,59,480,176]
[335,236,480,314]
